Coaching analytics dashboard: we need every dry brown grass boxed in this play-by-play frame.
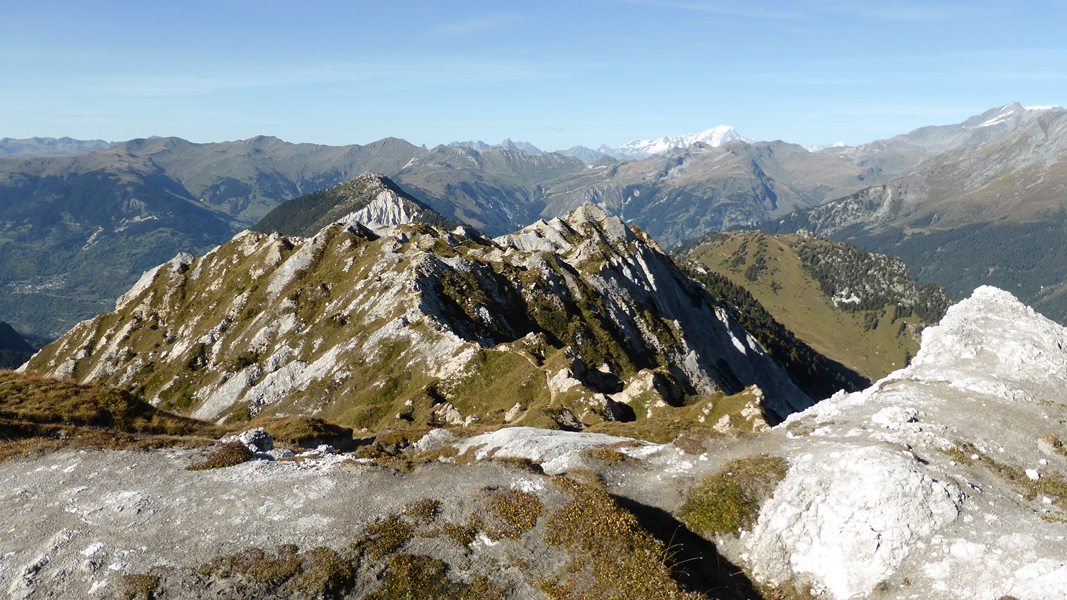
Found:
[0,370,219,464]
[186,442,254,471]
[543,477,704,599]
[252,415,354,448]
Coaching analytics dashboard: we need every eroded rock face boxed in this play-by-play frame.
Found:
[26,202,810,430]
[736,287,1067,598]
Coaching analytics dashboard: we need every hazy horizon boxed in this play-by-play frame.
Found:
[4,1,1066,149]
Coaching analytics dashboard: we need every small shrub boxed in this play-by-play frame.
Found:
[229,351,259,371]
[487,489,543,540]
[186,442,254,471]
[680,455,788,536]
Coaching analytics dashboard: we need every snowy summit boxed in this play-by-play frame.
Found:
[611,124,744,159]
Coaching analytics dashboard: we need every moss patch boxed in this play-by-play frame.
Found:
[364,553,505,600]
[196,545,303,588]
[194,543,356,598]
[296,546,357,597]
[680,455,789,536]
[487,489,544,540]
[436,520,480,549]
[404,498,442,521]
[120,573,160,599]
[581,445,630,466]
[352,515,415,560]
[1042,433,1067,460]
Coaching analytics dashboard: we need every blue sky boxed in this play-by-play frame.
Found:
[3,0,1066,149]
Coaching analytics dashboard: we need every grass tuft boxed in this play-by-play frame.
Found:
[680,455,788,536]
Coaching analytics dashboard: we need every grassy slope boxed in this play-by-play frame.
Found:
[0,370,221,462]
[686,232,921,381]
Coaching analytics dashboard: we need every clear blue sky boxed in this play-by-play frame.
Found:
[3,0,1066,149]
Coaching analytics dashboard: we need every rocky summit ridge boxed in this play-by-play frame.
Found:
[252,172,456,237]
[24,190,812,433]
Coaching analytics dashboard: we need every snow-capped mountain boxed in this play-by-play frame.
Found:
[804,141,848,152]
[607,125,744,160]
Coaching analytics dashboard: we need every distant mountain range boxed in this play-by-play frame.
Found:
[5,102,1067,338]
[448,124,744,163]
[766,102,1067,321]
[451,138,545,156]
[0,136,113,158]
[609,125,745,160]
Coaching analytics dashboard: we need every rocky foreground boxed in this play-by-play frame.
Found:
[2,286,1066,599]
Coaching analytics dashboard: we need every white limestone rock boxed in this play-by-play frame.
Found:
[744,287,1067,598]
[222,428,274,453]
[744,445,963,598]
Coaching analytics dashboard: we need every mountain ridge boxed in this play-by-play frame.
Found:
[7,102,1067,339]
[253,172,458,237]
[25,202,817,433]
[764,102,1067,321]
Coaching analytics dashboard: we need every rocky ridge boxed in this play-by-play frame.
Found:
[23,192,812,433]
